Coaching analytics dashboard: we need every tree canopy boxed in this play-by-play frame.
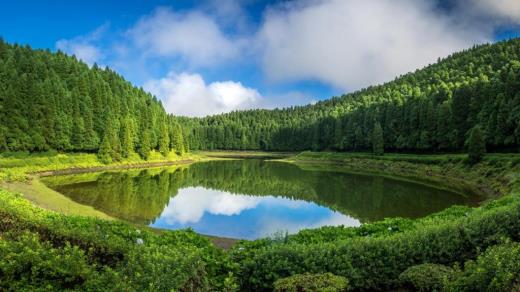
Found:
[181,39,520,154]
[0,39,185,159]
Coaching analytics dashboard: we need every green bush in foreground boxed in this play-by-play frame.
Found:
[0,189,237,291]
[446,242,520,292]
[399,263,454,291]
[232,194,520,291]
[274,273,348,292]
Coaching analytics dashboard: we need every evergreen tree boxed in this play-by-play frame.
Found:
[467,125,486,163]
[170,122,185,155]
[121,117,134,158]
[138,130,151,160]
[372,122,384,156]
[159,122,170,157]
[98,134,112,164]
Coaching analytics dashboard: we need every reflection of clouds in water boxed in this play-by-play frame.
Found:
[161,187,262,224]
[259,212,361,238]
[158,187,361,238]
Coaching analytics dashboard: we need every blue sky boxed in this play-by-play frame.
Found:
[1,0,519,117]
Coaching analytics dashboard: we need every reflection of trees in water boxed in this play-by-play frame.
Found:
[52,160,475,225]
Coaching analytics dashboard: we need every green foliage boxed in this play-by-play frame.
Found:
[467,125,486,163]
[399,263,454,291]
[0,189,236,291]
[446,243,520,292]
[97,134,112,164]
[372,122,384,155]
[0,231,114,291]
[181,39,520,154]
[231,190,520,291]
[159,121,170,157]
[0,41,186,155]
[274,273,348,292]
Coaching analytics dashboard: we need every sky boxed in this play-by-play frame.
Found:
[1,0,519,117]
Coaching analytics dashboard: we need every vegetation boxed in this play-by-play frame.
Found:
[0,189,237,291]
[0,151,518,290]
[0,37,520,290]
[398,263,454,291]
[467,125,486,163]
[273,273,349,292]
[0,39,185,159]
[181,39,520,156]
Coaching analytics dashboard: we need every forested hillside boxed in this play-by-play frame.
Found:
[0,39,186,161]
[1,38,519,157]
[182,38,520,153]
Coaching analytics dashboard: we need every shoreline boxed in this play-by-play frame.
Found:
[1,151,517,250]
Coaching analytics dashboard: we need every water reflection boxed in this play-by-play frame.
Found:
[43,160,481,239]
[153,187,359,239]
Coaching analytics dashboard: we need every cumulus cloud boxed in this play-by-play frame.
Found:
[160,187,262,224]
[257,0,494,90]
[259,211,360,237]
[55,0,520,115]
[127,7,244,66]
[144,72,261,117]
[56,24,107,66]
[465,0,520,23]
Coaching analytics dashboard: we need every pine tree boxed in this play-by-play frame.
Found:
[138,130,151,160]
[159,122,170,157]
[467,125,486,163]
[121,117,134,158]
[171,123,185,155]
[97,134,112,164]
[372,122,384,156]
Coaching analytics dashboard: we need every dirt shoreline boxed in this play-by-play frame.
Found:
[36,159,195,177]
[25,158,241,249]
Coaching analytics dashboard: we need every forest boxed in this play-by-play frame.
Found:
[182,39,520,154]
[0,39,187,162]
[1,38,519,157]
[0,36,520,291]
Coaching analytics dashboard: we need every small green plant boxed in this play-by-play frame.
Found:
[399,263,454,291]
[274,273,348,292]
[446,243,520,291]
[467,125,486,164]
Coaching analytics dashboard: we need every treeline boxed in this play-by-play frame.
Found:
[183,38,520,153]
[0,39,187,162]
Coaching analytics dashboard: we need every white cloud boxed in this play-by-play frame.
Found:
[257,0,493,90]
[144,72,261,116]
[56,24,107,66]
[160,187,262,224]
[55,1,519,115]
[466,0,520,23]
[127,7,243,67]
[259,211,360,238]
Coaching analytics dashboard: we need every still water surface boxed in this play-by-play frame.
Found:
[43,160,481,239]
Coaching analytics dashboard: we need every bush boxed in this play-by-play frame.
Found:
[0,189,236,290]
[234,196,520,290]
[0,232,118,291]
[399,263,454,291]
[446,243,520,292]
[274,273,348,292]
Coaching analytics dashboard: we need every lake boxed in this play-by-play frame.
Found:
[42,159,482,239]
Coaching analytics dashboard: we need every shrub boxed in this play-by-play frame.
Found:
[0,232,112,290]
[446,243,520,292]
[274,273,348,292]
[234,196,520,290]
[399,263,454,291]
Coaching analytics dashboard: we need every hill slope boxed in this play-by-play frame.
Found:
[182,38,520,153]
[0,39,186,160]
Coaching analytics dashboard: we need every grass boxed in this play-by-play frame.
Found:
[0,150,205,182]
[1,150,520,290]
[0,151,205,220]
